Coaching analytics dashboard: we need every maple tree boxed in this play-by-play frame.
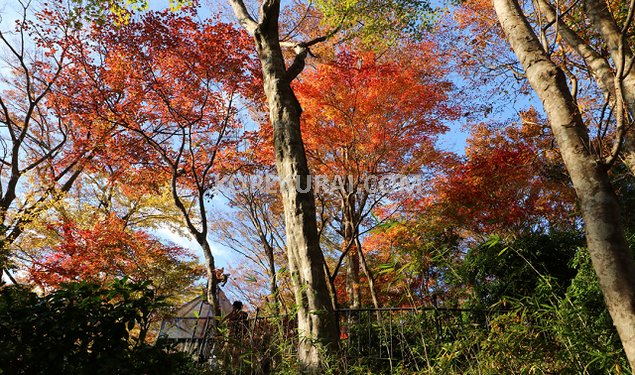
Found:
[72,0,446,369]
[17,169,201,303]
[27,213,202,298]
[294,45,457,308]
[431,109,577,237]
[361,110,578,308]
[361,215,465,308]
[52,7,257,316]
[0,1,96,283]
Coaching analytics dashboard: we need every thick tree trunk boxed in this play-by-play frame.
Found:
[230,2,339,371]
[494,0,635,369]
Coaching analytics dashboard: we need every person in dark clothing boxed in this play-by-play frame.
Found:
[221,301,249,366]
[224,301,248,338]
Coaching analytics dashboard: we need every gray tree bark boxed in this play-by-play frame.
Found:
[228,1,339,371]
[583,0,635,173]
[494,0,635,369]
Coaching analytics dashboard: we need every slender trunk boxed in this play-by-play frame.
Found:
[494,0,635,369]
[584,0,635,176]
[324,261,340,310]
[250,5,339,371]
[1,268,17,285]
[200,240,220,318]
[264,241,280,313]
[343,196,361,309]
[345,249,361,308]
[356,236,380,310]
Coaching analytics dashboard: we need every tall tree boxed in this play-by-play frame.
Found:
[432,109,577,237]
[492,0,635,368]
[212,172,288,312]
[295,46,456,309]
[27,213,203,298]
[226,1,441,368]
[227,1,341,368]
[69,0,441,369]
[57,8,256,315]
[0,1,90,282]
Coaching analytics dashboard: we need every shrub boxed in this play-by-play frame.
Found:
[0,279,208,375]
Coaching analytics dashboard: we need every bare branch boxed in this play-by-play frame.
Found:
[603,0,635,167]
[227,0,258,34]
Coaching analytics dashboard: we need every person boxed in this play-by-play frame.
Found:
[223,301,248,339]
[221,301,248,367]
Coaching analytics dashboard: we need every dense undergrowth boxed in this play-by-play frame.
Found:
[0,244,629,375]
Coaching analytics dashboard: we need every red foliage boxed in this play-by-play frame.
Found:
[295,46,458,179]
[29,214,200,290]
[430,109,577,234]
[52,8,259,192]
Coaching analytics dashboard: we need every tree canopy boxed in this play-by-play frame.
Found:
[2,0,635,373]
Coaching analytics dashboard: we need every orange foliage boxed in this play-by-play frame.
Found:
[296,45,458,179]
[28,214,203,293]
[53,8,259,194]
[429,109,577,235]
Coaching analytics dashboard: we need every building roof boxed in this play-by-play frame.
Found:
[159,290,233,340]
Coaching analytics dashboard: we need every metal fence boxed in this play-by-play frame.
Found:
[159,307,504,372]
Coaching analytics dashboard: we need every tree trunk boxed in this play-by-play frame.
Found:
[345,249,361,308]
[264,241,280,313]
[623,137,635,173]
[494,0,635,369]
[583,0,635,176]
[537,0,635,175]
[200,240,220,317]
[343,195,361,309]
[356,236,380,310]
[237,2,340,371]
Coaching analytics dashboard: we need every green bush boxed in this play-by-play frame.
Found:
[553,249,630,374]
[0,279,207,375]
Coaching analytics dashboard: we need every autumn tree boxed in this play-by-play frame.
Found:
[211,172,289,312]
[66,0,442,368]
[360,105,581,309]
[16,165,202,303]
[27,213,202,297]
[225,1,445,368]
[56,8,257,316]
[431,109,577,238]
[226,1,342,367]
[362,215,465,307]
[294,46,457,309]
[0,1,96,282]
